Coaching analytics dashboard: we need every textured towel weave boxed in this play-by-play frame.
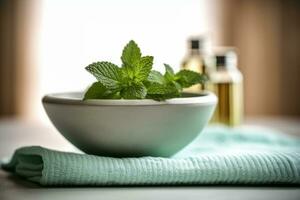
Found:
[2,126,300,185]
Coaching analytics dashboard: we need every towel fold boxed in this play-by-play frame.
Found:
[2,126,300,186]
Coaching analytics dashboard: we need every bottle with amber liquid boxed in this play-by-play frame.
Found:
[207,49,243,126]
[181,37,211,92]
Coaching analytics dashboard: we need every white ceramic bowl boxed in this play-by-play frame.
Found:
[42,92,217,157]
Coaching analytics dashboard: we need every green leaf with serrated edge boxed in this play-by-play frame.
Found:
[173,81,182,91]
[147,70,165,84]
[120,82,147,99]
[121,40,141,70]
[85,62,122,91]
[146,82,180,100]
[146,92,180,101]
[135,56,153,81]
[83,82,120,100]
[175,69,206,87]
[83,40,208,101]
[106,92,121,99]
[147,83,169,94]
[164,63,175,75]
[164,63,176,83]
[83,82,107,100]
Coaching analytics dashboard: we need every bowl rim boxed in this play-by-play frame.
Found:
[42,91,217,106]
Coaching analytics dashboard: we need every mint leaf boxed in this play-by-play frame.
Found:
[120,82,147,99]
[83,40,207,101]
[175,69,206,87]
[83,82,107,100]
[161,64,183,92]
[173,81,182,91]
[121,40,141,72]
[147,82,180,100]
[147,70,165,84]
[147,82,174,94]
[135,56,153,81]
[121,41,152,82]
[164,63,175,82]
[164,63,175,76]
[85,62,122,91]
[83,82,120,100]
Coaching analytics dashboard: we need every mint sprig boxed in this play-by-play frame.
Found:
[84,40,206,100]
[86,62,122,91]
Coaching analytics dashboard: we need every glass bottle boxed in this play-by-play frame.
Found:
[207,48,243,126]
[181,37,211,92]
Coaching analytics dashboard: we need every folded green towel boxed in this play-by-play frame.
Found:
[2,126,300,186]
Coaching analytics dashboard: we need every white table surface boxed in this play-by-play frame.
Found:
[0,117,300,200]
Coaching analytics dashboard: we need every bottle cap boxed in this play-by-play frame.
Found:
[216,55,226,67]
[191,40,200,49]
[188,36,210,53]
[214,47,238,70]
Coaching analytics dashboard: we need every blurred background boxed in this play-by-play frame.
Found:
[0,0,300,123]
